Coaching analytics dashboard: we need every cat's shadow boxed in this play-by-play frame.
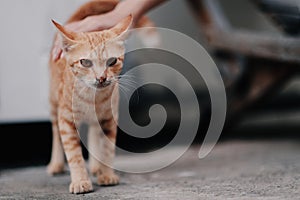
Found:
[50,171,70,177]
[92,182,126,193]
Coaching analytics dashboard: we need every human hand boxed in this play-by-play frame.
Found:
[51,0,165,61]
[66,12,122,33]
[51,12,124,61]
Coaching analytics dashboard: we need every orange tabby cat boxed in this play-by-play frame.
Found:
[47,0,156,194]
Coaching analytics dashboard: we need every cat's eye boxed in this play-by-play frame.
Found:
[80,59,93,68]
[106,57,118,67]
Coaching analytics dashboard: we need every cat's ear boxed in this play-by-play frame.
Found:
[52,20,78,52]
[110,15,133,40]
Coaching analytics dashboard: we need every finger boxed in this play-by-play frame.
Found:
[55,49,63,62]
[65,23,78,32]
[51,35,63,61]
[65,21,83,32]
[52,47,63,62]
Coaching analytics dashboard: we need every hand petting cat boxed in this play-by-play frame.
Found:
[52,0,167,62]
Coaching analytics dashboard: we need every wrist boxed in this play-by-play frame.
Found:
[113,0,145,25]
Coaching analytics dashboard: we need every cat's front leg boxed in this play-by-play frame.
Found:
[58,107,93,194]
[88,125,102,175]
[97,118,119,186]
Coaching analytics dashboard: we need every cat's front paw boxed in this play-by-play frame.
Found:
[69,180,93,194]
[97,173,119,186]
[47,162,65,175]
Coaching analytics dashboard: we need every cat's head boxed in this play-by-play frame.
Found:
[52,15,132,89]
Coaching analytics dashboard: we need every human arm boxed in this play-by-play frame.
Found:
[66,0,168,32]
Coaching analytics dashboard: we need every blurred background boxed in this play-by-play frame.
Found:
[1,0,300,169]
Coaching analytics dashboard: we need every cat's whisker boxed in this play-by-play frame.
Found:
[113,78,129,92]
[114,76,141,103]
[117,75,141,83]
[118,84,130,102]
[117,75,139,82]
[118,83,131,92]
[118,77,138,85]
[78,85,88,97]
[116,74,136,79]
[119,79,138,86]
[74,86,86,98]
[119,81,140,104]
[119,81,139,91]
[118,82,134,91]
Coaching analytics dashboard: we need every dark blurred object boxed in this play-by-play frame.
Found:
[252,0,300,36]
[0,122,52,169]
[187,0,300,130]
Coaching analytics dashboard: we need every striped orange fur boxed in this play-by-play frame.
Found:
[47,0,156,194]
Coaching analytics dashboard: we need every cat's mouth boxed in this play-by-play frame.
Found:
[94,81,112,89]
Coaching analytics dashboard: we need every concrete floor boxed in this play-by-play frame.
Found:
[1,140,299,200]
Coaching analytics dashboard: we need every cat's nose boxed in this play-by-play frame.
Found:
[96,77,107,84]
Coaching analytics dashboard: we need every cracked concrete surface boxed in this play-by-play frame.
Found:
[1,141,299,199]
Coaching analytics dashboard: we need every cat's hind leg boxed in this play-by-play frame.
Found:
[47,106,65,175]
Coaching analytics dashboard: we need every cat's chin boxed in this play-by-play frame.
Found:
[95,85,110,90]
[83,81,112,90]
[94,82,112,90]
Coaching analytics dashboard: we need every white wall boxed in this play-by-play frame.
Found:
[0,0,87,122]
